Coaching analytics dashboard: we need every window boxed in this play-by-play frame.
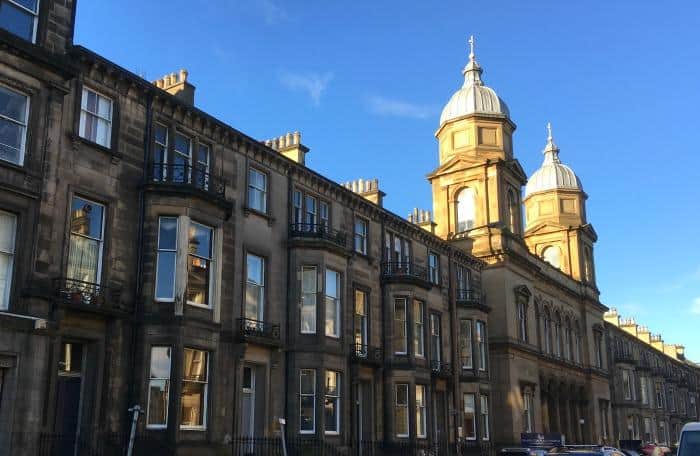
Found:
[67,196,105,285]
[573,327,581,363]
[563,321,571,360]
[300,267,317,334]
[247,168,267,213]
[622,369,632,400]
[543,311,552,354]
[655,382,665,409]
[640,376,649,405]
[305,195,316,225]
[395,383,409,438]
[319,201,329,228]
[668,386,676,411]
[181,348,208,429]
[186,222,213,307]
[354,289,368,348]
[79,88,113,148]
[523,391,533,432]
[584,246,594,282]
[456,265,471,291]
[173,133,191,183]
[463,393,476,440]
[155,217,177,301]
[658,421,667,444]
[430,314,441,363]
[691,395,697,417]
[0,211,16,310]
[643,417,653,442]
[507,189,519,234]
[553,315,562,357]
[476,321,486,371]
[354,218,368,254]
[428,252,439,284]
[0,0,39,42]
[194,143,210,190]
[517,301,527,342]
[152,124,168,180]
[385,232,411,265]
[480,395,489,440]
[394,298,407,354]
[414,300,425,357]
[0,84,28,165]
[324,269,341,338]
[324,371,340,434]
[594,332,603,368]
[245,253,265,321]
[415,385,426,438]
[299,369,316,433]
[293,190,303,224]
[600,400,609,440]
[147,346,171,428]
[459,319,473,369]
[542,246,561,269]
[456,187,476,232]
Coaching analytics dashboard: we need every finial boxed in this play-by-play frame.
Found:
[462,34,483,87]
[468,35,476,62]
[542,121,561,164]
[546,122,553,142]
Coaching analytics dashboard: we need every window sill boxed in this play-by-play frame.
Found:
[243,205,274,226]
[326,334,340,340]
[299,430,315,435]
[324,431,339,436]
[187,302,212,310]
[180,426,206,431]
[146,425,167,430]
[0,158,26,173]
[70,133,122,162]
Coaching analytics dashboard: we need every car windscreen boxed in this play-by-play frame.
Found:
[679,430,700,455]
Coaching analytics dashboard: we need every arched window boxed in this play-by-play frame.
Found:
[573,322,581,363]
[554,312,562,357]
[507,189,519,234]
[564,317,572,360]
[456,188,476,232]
[584,246,594,282]
[543,309,552,354]
[542,246,561,269]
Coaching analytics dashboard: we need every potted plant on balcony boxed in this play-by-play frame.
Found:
[70,289,83,305]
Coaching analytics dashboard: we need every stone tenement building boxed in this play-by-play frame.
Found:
[0,2,697,456]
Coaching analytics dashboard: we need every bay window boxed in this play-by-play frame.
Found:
[395,383,409,438]
[181,348,208,429]
[299,369,316,433]
[415,385,426,438]
[324,269,340,337]
[460,319,473,369]
[186,222,213,307]
[79,87,113,148]
[324,371,340,434]
[0,0,39,42]
[476,321,486,371]
[147,346,171,428]
[245,253,264,322]
[463,393,476,440]
[0,210,16,310]
[300,266,317,333]
[155,217,177,301]
[480,395,490,440]
[394,298,407,354]
[0,84,28,165]
[67,196,104,285]
[414,300,425,357]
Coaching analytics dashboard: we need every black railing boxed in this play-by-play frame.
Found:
[430,360,453,378]
[11,431,174,456]
[381,262,429,284]
[350,343,384,365]
[53,277,125,312]
[355,440,493,456]
[237,318,280,345]
[614,348,636,364]
[149,162,226,199]
[289,223,348,249]
[456,288,481,304]
[230,436,343,456]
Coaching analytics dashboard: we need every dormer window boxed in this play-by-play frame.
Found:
[456,187,476,232]
[0,0,39,43]
[542,246,561,269]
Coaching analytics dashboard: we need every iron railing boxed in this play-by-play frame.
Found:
[149,162,226,199]
[430,360,453,378]
[230,436,343,456]
[455,288,481,305]
[10,431,174,456]
[613,348,636,364]
[237,318,281,344]
[289,223,348,249]
[350,343,384,365]
[381,262,429,283]
[53,277,125,312]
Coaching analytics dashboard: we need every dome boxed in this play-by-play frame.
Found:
[439,37,510,127]
[524,124,583,198]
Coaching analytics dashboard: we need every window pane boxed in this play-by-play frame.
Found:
[300,369,315,394]
[147,379,169,426]
[187,256,210,305]
[0,211,16,253]
[301,267,317,333]
[325,270,338,298]
[66,236,100,283]
[0,2,35,41]
[155,252,176,300]
[247,254,263,285]
[183,349,207,381]
[394,299,406,353]
[150,347,171,378]
[0,85,26,122]
[188,222,212,258]
[175,134,191,157]
[180,381,205,427]
[71,197,104,239]
[158,217,177,250]
[0,118,24,164]
[300,396,315,431]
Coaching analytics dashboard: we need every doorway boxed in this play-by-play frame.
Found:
[54,341,86,456]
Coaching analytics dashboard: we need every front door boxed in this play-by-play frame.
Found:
[54,342,85,456]
[241,365,256,438]
[433,391,447,452]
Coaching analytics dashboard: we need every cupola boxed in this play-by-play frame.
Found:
[524,123,582,198]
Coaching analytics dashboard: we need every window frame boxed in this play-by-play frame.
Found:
[180,348,209,430]
[247,167,268,214]
[0,210,17,311]
[354,217,368,255]
[430,313,441,364]
[155,216,178,302]
[523,390,533,433]
[300,266,318,334]
[66,195,106,286]
[415,384,427,439]
[185,221,214,309]
[480,395,490,440]
[79,86,114,149]
[463,393,476,440]
[354,288,368,347]
[0,0,40,43]
[413,299,425,358]
[324,269,341,338]
[146,346,172,429]
[299,369,316,434]
[324,370,341,435]
[245,252,265,322]
[0,83,29,166]
[395,383,409,438]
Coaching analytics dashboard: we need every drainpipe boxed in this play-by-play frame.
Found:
[284,166,293,437]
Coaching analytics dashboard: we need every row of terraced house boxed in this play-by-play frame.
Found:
[0,1,698,455]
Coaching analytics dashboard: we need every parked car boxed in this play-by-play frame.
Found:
[677,422,700,456]
[548,445,627,455]
[500,448,550,456]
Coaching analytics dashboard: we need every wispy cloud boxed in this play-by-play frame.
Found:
[366,95,437,119]
[691,297,700,315]
[662,265,700,291]
[280,71,334,105]
[258,0,289,25]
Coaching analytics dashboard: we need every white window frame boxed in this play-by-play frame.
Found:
[79,87,113,148]
[186,221,214,308]
[476,321,486,371]
[414,300,425,357]
[394,298,408,355]
[324,370,340,435]
[155,216,178,302]
[180,348,209,430]
[354,289,368,347]
[245,253,265,322]
[622,369,632,400]
[67,196,105,285]
[299,369,316,434]
[319,201,329,228]
[428,252,439,285]
[395,383,409,438]
[463,393,476,440]
[354,218,368,254]
[480,395,490,440]
[0,84,29,166]
[415,384,427,439]
[300,266,317,334]
[0,0,40,42]
[247,167,268,213]
[430,313,441,363]
[460,319,473,369]
[146,346,171,429]
[523,391,533,432]
[0,210,16,310]
[324,269,341,338]
[293,190,303,224]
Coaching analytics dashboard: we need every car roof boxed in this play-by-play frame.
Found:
[681,421,700,432]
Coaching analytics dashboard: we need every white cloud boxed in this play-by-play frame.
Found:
[280,71,333,105]
[691,297,700,315]
[367,95,436,119]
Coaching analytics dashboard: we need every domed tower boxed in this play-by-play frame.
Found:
[523,124,597,283]
[429,37,527,253]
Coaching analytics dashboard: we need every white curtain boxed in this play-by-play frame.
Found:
[67,235,100,283]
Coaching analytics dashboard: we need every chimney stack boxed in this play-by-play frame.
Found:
[153,69,195,105]
[342,178,385,207]
[263,131,309,165]
[408,208,436,233]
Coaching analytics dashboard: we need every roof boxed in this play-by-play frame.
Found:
[524,123,583,198]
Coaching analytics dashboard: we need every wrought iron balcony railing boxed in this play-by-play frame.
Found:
[349,343,384,365]
[431,360,453,378]
[381,261,431,288]
[237,318,280,346]
[614,348,636,364]
[456,288,481,304]
[289,223,348,249]
[53,277,125,312]
[148,163,226,199]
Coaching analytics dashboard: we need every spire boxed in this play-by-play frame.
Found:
[542,122,561,165]
[462,35,483,87]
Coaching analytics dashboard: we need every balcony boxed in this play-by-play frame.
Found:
[289,223,348,253]
[349,343,384,366]
[430,360,453,379]
[53,277,127,316]
[456,288,490,312]
[614,349,636,364]
[145,163,230,212]
[236,318,281,347]
[380,261,431,289]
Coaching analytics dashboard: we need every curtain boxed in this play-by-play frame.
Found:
[67,235,100,284]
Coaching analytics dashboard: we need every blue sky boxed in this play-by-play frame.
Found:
[75,1,700,359]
